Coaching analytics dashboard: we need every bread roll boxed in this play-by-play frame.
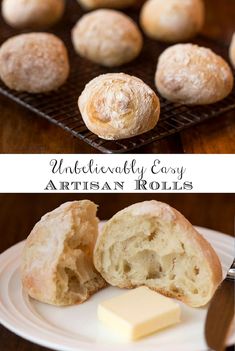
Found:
[72,9,143,67]
[77,0,136,10]
[229,33,235,68]
[0,33,70,93]
[94,201,222,307]
[78,73,160,140]
[21,201,106,306]
[140,0,205,42]
[155,44,234,105]
[2,0,65,29]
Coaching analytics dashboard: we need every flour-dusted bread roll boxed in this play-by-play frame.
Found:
[229,33,235,68]
[21,201,106,306]
[77,0,136,9]
[0,33,69,93]
[78,73,160,140]
[140,0,205,42]
[2,0,65,29]
[155,44,234,105]
[72,9,143,67]
[94,201,222,307]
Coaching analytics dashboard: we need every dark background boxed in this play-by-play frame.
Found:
[0,193,234,254]
[0,0,235,154]
[0,193,234,350]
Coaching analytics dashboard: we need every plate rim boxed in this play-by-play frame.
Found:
[0,225,234,351]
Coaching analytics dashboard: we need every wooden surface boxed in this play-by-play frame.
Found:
[0,0,235,154]
[0,194,234,351]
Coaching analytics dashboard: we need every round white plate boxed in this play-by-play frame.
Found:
[0,226,234,351]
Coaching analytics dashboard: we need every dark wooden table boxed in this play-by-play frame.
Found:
[0,0,235,154]
[0,194,234,350]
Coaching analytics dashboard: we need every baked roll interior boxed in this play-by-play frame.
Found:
[21,201,106,306]
[94,200,222,307]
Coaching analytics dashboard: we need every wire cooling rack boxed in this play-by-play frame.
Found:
[0,1,234,153]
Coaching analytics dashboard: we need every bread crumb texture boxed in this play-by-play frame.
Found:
[21,201,106,306]
[94,200,222,307]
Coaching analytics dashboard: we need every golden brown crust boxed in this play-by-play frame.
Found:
[78,73,160,140]
[140,0,205,43]
[2,0,65,29]
[169,206,222,305]
[72,9,143,67]
[0,33,69,93]
[229,33,235,68]
[77,0,136,9]
[155,44,234,105]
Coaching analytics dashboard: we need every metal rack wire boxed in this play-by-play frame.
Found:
[0,1,234,153]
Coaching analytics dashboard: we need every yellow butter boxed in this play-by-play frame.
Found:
[98,286,181,340]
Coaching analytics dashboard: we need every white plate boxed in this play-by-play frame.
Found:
[0,226,234,351]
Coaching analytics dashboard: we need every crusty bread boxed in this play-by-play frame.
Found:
[72,9,143,67]
[77,0,136,9]
[229,33,235,68]
[140,0,205,43]
[0,33,69,93]
[2,0,65,29]
[21,201,106,306]
[155,43,234,105]
[94,201,222,307]
[78,73,160,140]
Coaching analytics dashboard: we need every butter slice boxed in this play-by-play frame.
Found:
[98,286,181,340]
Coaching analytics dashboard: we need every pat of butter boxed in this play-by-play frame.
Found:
[98,286,181,340]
